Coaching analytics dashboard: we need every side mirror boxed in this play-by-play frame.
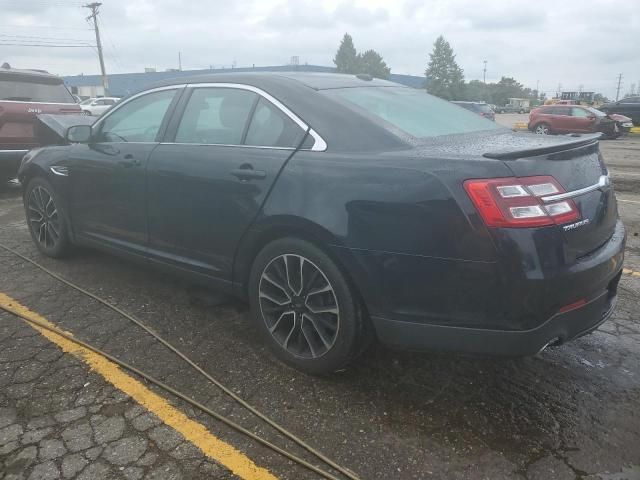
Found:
[66,125,92,143]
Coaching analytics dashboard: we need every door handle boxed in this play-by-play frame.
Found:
[230,167,266,181]
[118,154,141,167]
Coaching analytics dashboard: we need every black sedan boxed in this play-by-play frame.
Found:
[18,73,625,374]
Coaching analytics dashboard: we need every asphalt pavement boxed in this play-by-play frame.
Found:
[1,136,639,480]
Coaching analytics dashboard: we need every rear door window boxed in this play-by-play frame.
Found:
[571,107,590,117]
[175,88,257,145]
[0,78,75,103]
[245,97,306,148]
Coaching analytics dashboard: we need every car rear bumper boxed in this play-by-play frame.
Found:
[340,219,626,356]
[371,280,619,356]
[0,149,28,177]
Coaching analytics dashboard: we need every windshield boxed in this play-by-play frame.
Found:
[80,98,94,105]
[0,79,75,103]
[587,107,606,117]
[324,87,502,138]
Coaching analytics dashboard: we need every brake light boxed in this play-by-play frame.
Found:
[464,176,580,228]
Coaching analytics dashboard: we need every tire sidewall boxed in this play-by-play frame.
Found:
[248,237,361,375]
[24,177,71,258]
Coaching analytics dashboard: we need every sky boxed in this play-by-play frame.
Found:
[1,0,639,100]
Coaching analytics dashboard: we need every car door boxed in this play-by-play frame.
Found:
[570,107,596,132]
[68,87,181,255]
[146,85,310,286]
[551,106,572,133]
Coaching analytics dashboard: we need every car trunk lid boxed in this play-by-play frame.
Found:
[488,133,617,261]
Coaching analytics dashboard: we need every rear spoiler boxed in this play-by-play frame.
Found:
[483,134,601,160]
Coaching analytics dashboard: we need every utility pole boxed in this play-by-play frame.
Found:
[482,60,487,84]
[615,73,623,101]
[178,51,182,71]
[84,3,108,94]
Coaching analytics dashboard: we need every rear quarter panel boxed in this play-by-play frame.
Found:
[245,150,511,322]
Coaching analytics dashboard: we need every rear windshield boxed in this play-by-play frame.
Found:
[0,78,75,103]
[477,104,493,113]
[324,87,501,138]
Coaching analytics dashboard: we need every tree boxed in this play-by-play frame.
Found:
[462,79,487,102]
[425,35,464,100]
[334,33,359,74]
[357,49,390,79]
[491,76,524,106]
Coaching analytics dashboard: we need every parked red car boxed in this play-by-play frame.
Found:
[528,105,629,138]
[0,64,81,186]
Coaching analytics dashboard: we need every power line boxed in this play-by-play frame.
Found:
[0,43,93,47]
[0,24,92,30]
[0,33,93,43]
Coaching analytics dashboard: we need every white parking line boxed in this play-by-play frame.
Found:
[617,198,640,204]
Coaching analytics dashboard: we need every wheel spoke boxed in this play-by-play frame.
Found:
[282,313,298,350]
[269,310,294,333]
[259,253,340,359]
[47,223,59,241]
[306,303,338,315]
[259,291,291,307]
[261,273,290,299]
[300,322,318,358]
[305,283,332,298]
[302,313,333,351]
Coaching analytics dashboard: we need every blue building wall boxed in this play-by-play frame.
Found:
[63,64,425,97]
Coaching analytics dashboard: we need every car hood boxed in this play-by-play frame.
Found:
[607,113,632,122]
[35,113,95,145]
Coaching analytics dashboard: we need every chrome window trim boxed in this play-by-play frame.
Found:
[541,175,610,203]
[92,82,328,152]
[0,149,29,154]
[186,82,327,152]
[159,142,295,151]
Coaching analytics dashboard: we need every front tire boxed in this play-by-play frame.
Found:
[24,177,73,258]
[249,237,367,374]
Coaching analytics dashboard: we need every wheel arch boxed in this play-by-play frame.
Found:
[234,215,376,351]
[233,216,340,294]
[232,215,361,303]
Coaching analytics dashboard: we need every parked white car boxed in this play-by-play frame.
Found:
[80,97,120,116]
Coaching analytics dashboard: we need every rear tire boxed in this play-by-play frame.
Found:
[24,177,73,258]
[248,237,367,374]
[534,122,551,135]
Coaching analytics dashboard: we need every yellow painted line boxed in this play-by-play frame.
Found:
[623,268,640,277]
[0,292,278,480]
[630,126,640,134]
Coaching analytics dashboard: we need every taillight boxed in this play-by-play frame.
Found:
[464,176,580,228]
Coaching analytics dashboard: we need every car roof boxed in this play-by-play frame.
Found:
[148,71,401,91]
[0,66,63,83]
[452,101,486,105]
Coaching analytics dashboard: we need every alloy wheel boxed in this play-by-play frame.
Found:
[258,254,340,359]
[28,185,61,249]
[535,124,549,135]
